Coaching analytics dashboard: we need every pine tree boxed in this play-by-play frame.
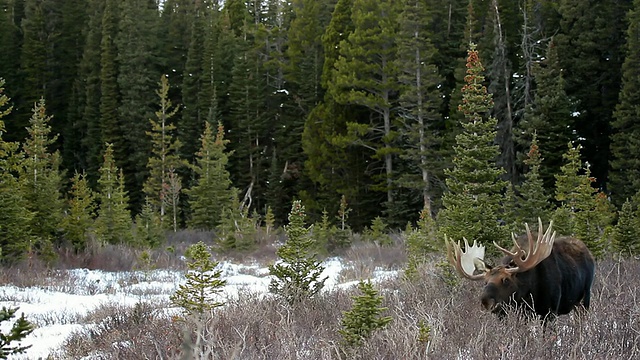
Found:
[554,142,612,257]
[133,197,164,248]
[99,0,122,160]
[514,133,551,226]
[61,172,95,252]
[0,79,33,262]
[18,0,59,140]
[269,200,326,305]
[0,306,35,357]
[19,98,64,254]
[179,0,208,167]
[95,143,133,245]
[329,0,400,206]
[609,0,640,207]
[76,0,106,187]
[516,39,574,190]
[437,44,508,249]
[338,280,392,348]
[116,0,162,213]
[555,0,629,189]
[612,198,640,256]
[170,241,226,316]
[186,122,235,230]
[395,0,444,215]
[144,75,187,228]
[405,208,438,279]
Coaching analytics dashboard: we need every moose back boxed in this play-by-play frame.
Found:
[446,219,595,318]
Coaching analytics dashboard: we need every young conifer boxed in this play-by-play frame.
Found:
[269,200,326,305]
[170,241,226,316]
[339,280,392,348]
[0,307,34,357]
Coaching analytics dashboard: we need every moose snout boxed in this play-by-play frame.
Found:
[481,296,496,311]
[481,283,498,311]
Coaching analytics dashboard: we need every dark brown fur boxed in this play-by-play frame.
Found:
[480,236,595,318]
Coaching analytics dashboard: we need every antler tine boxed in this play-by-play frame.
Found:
[506,219,556,274]
[445,235,485,281]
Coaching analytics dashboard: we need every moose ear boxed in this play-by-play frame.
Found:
[473,258,491,273]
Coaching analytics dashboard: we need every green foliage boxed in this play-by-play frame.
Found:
[507,133,551,230]
[610,0,640,206]
[516,39,574,191]
[186,122,235,230]
[0,307,34,358]
[364,217,392,246]
[417,320,431,344]
[329,0,401,206]
[438,44,508,250]
[405,208,438,279]
[395,0,444,215]
[217,191,257,253]
[94,144,133,245]
[339,280,392,348]
[133,198,165,248]
[20,98,65,254]
[170,241,226,316]
[144,75,187,229]
[0,80,33,263]
[553,142,613,258]
[269,200,326,305]
[612,198,640,255]
[61,172,95,252]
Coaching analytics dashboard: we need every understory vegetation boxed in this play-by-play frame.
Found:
[1,235,638,360]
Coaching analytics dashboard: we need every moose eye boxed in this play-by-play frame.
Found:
[502,278,511,285]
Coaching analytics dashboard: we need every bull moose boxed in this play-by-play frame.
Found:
[446,219,595,320]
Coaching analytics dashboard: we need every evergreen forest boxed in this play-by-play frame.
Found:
[2,0,640,262]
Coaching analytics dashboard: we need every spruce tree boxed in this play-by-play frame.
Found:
[133,197,164,248]
[554,142,612,258]
[186,122,235,230]
[609,0,640,207]
[395,0,444,215]
[338,280,392,348]
[99,0,122,160]
[437,44,508,249]
[170,241,226,316]
[329,0,400,206]
[0,307,35,357]
[612,198,640,256]
[61,172,95,252]
[269,200,326,305]
[77,0,106,187]
[144,75,187,229]
[95,143,133,245]
[514,133,551,226]
[19,98,65,253]
[405,208,438,279]
[516,39,574,191]
[116,0,162,213]
[0,79,33,262]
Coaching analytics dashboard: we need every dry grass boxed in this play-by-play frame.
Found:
[48,253,640,360]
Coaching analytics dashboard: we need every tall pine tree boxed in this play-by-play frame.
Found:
[437,44,507,248]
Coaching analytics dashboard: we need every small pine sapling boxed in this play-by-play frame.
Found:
[171,242,226,316]
[0,307,34,357]
[269,200,326,305]
[339,280,392,348]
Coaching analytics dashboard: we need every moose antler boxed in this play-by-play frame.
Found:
[493,218,556,274]
[446,235,486,280]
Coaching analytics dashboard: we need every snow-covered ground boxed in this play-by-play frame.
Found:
[0,258,398,359]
